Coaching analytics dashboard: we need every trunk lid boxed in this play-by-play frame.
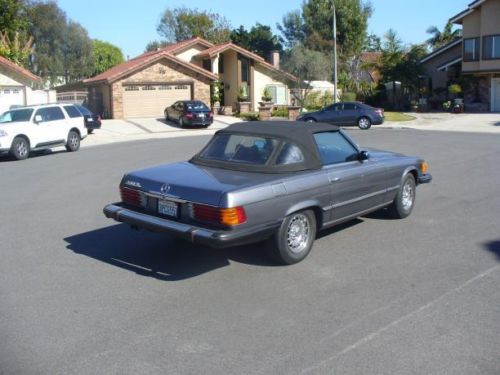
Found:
[122,161,282,206]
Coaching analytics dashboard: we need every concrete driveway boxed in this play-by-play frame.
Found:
[83,115,242,148]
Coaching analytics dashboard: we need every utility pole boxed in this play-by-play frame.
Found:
[332,1,338,103]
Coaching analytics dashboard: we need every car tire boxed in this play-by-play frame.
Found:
[304,118,316,123]
[65,130,80,152]
[266,209,316,265]
[358,117,372,130]
[10,136,30,160]
[179,117,185,128]
[387,174,416,219]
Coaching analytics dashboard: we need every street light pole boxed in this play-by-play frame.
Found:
[332,2,338,103]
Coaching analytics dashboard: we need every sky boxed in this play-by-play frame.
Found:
[56,0,470,58]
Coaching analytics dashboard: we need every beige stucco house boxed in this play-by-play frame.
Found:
[83,37,293,119]
[0,55,55,114]
[420,0,500,111]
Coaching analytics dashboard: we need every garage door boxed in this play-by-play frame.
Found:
[0,86,25,114]
[123,84,191,118]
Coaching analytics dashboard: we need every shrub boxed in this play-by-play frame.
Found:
[442,101,451,111]
[236,112,259,121]
[262,87,273,102]
[341,92,356,102]
[304,91,335,111]
[272,106,289,117]
[448,84,462,96]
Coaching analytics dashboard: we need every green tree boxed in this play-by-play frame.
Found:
[281,44,332,108]
[92,39,124,75]
[277,10,306,48]
[0,0,29,37]
[301,0,373,56]
[231,23,282,59]
[27,1,94,84]
[157,7,231,44]
[363,33,381,52]
[426,22,461,50]
[0,30,33,66]
[144,40,169,52]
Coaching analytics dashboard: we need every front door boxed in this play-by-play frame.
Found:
[492,78,500,112]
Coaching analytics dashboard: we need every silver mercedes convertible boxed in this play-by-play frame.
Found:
[104,121,432,264]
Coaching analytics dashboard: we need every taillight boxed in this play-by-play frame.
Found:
[376,108,384,116]
[185,112,194,120]
[120,186,146,207]
[208,111,214,118]
[190,203,247,226]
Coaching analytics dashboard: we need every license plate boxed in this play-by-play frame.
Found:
[199,114,205,119]
[158,200,178,217]
[87,118,93,122]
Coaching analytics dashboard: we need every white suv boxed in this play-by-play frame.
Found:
[0,104,88,160]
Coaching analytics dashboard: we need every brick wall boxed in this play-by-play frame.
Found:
[110,59,212,118]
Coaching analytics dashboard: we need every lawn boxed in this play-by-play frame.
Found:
[384,112,416,122]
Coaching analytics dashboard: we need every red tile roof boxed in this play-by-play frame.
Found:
[0,55,42,83]
[84,37,295,84]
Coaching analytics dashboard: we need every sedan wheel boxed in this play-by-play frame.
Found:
[267,210,316,265]
[387,174,416,219]
[358,117,372,130]
[305,118,316,123]
[179,118,184,128]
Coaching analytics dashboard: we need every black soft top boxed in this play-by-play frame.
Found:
[191,121,344,173]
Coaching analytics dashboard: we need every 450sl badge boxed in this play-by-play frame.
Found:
[125,180,142,188]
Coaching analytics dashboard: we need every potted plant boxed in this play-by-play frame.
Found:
[261,87,273,102]
[442,100,451,111]
[237,84,249,102]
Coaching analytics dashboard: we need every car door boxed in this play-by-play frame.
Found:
[339,103,358,125]
[317,103,342,124]
[314,131,387,222]
[32,106,67,146]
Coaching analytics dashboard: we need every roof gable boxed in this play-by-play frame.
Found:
[0,56,42,84]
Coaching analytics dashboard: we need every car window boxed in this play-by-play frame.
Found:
[64,105,82,118]
[0,109,34,123]
[276,143,304,165]
[75,105,92,116]
[177,102,184,110]
[35,107,65,122]
[325,104,341,111]
[200,134,278,165]
[314,131,359,165]
[343,103,356,110]
[186,102,208,111]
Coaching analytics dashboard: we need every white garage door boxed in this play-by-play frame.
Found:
[123,84,191,118]
[0,86,25,114]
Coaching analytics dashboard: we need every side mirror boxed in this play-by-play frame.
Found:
[358,150,370,161]
[34,115,43,123]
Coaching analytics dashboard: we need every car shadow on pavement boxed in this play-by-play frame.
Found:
[157,118,209,129]
[0,149,65,162]
[316,218,363,239]
[484,240,500,262]
[64,224,276,281]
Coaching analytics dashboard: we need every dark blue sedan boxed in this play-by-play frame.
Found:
[297,102,384,130]
[165,100,213,128]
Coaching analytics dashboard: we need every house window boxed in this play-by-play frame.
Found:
[142,85,156,90]
[464,38,480,61]
[265,85,287,105]
[124,86,139,91]
[202,59,212,72]
[218,55,224,74]
[175,85,188,90]
[240,57,249,83]
[158,85,172,90]
[483,35,500,59]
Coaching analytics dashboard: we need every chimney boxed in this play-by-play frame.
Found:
[270,50,280,68]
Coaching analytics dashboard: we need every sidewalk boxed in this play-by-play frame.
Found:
[82,115,242,148]
[378,112,500,133]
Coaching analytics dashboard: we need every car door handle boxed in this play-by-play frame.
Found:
[329,177,342,183]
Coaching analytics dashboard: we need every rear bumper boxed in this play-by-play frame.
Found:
[418,173,432,184]
[103,203,280,248]
[372,116,384,125]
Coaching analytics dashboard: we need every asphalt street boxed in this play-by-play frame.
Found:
[1,129,499,375]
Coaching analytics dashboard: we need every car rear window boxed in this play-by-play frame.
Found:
[186,102,209,111]
[75,105,92,116]
[0,109,33,123]
[200,133,278,165]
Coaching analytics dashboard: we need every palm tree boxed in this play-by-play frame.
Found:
[426,22,461,50]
